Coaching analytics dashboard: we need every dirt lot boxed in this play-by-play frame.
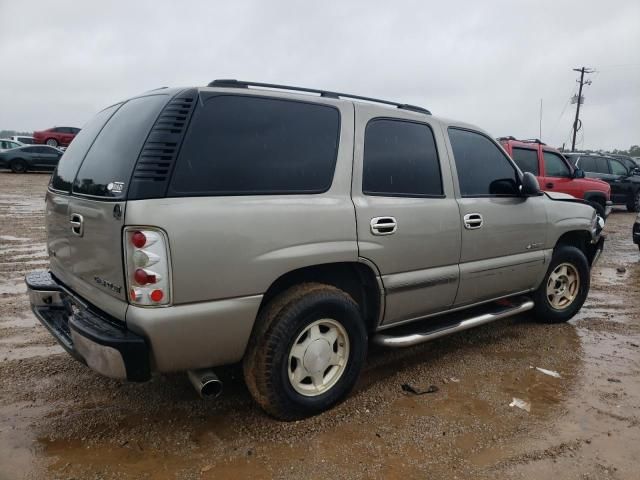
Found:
[0,172,639,480]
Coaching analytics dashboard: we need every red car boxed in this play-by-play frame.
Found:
[500,137,612,218]
[33,127,80,148]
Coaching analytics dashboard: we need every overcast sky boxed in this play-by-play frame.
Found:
[1,0,638,150]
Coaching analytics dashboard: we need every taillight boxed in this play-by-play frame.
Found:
[124,227,171,306]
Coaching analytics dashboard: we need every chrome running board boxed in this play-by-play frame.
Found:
[372,297,534,348]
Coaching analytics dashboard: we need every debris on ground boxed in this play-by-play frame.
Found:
[401,383,439,395]
[616,266,626,274]
[607,378,621,383]
[532,366,562,378]
[509,397,531,412]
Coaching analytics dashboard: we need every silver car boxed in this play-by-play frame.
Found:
[26,80,604,419]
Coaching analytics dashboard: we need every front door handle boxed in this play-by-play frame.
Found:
[546,182,554,189]
[370,217,397,236]
[463,213,483,230]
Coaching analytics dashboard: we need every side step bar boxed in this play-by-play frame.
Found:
[372,297,534,348]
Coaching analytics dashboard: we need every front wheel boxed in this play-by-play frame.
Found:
[533,245,590,323]
[10,158,27,173]
[243,283,367,420]
[626,191,640,212]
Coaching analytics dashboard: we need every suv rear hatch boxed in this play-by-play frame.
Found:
[46,90,191,320]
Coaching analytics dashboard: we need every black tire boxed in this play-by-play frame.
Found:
[9,158,27,173]
[588,201,606,219]
[45,138,58,147]
[533,245,590,323]
[626,191,640,212]
[243,283,367,420]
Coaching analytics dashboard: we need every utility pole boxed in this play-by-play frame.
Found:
[571,67,594,152]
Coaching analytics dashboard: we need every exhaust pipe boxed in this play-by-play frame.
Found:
[188,369,223,399]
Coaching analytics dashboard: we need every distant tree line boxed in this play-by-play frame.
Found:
[0,130,33,138]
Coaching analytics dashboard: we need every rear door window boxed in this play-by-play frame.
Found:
[511,147,539,175]
[72,94,169,198]
[169,95,341,195]
[363,118,442,196]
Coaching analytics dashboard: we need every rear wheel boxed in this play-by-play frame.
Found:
[243,283,367,420]
[626,191,640,212]
[533,245,590,323]
[9,158,27,173]
[45,138,58,147]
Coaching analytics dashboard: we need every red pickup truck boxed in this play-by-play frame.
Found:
[500,137,611,218]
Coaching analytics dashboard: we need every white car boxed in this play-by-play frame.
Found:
[10,135,35,145]
[0,138,23,152]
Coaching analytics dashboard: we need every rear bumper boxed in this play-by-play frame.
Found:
[25,270,150,381]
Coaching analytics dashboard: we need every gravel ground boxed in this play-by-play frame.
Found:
[0,172,638,480]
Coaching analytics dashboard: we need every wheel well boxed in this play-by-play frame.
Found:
[583,192,605,206]
[259,262,381,332]
[555,230,599,264]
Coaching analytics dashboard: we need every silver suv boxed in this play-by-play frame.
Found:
[26,80,604,420]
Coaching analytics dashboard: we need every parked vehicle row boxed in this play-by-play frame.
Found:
[565,152,640,212]
[0,145,63,173]
[26,80,604,420]
[499,137,612,218]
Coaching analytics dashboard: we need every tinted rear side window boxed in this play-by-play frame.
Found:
[50,104,121,192]
[169,95,340,195]
[73,94,168,197]
[511,147,539,175]
[363,119,442,196]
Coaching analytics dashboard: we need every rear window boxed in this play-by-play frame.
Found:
[169,95,340,195]
[72,94,169,198]
[50,104,121,192]
[511,147,539,175]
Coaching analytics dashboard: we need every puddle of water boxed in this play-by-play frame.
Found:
[0,235,30,242]
[0,278,27,295]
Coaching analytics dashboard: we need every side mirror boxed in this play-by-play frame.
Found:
[573,168,586,178]
[521,172,541,196]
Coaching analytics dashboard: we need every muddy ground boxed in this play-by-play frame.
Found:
[0,172,638,480]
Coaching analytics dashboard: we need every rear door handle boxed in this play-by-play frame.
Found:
[370,217,397,235]
[463,213,483,230]
[70,213,84,237]
[546,182,554,189]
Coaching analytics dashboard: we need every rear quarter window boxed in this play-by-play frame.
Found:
[72,94,169,198]
[50,104,121,192]
[169,95,341,195]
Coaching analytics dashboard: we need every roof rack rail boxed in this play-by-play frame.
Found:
[206,79,431,115]
[496,136,546,146]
